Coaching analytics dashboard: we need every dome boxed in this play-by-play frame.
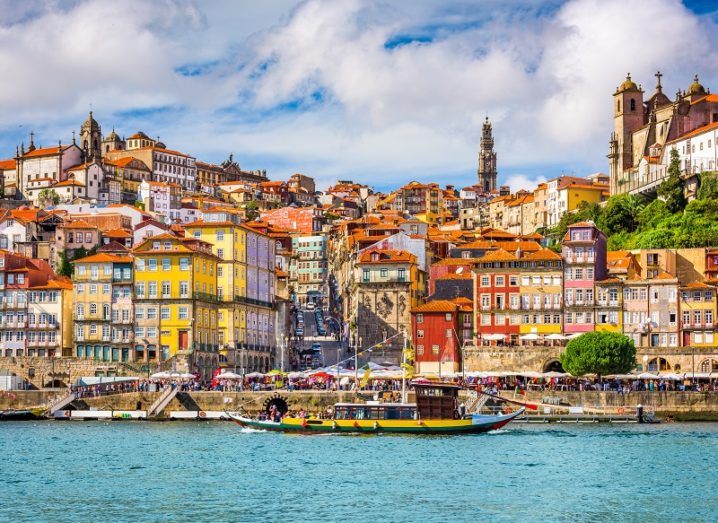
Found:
[128,131,150,140]
[106,128,120,141]
[618,74,639,92]
[688,74,706,95]
[155,141,166,149]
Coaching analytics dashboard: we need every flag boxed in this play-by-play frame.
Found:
[360,368,372,388]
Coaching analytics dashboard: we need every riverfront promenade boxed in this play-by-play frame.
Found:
[5,389,718,421]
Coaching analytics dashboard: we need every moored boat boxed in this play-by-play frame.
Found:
[226,382,523,435]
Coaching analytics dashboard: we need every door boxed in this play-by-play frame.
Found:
[179,330,189,351]
[683,332,691,347]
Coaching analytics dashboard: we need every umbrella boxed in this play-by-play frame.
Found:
[545,333,567,340]
[636,372,660,380]
[150,372,170,379]
[519,333,540,341]
[309,371,333,380]
[542,371,569,378]
[246,372,265,378]
[519,371,542,378]
[657,373,683,381]
[216,372,242,379]
[482,333,505,341]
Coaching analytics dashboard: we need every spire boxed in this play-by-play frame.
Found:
[72,130,76,145]
[655,70,663,91]
[27,132,36,152]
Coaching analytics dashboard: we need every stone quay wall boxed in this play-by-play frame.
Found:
[5,389,718,420]
[0,356,143,389]
[463,345,718,373]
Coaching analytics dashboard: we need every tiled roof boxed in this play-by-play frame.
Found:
[477,248,516,263]
[522,248,561,261]
[358,249,416,264]
[412,300,461,313]
[22,145,68,158]
[61,220,96,229]
[102,229,132,238]
[0,158,15,170]
[72,253,132,264]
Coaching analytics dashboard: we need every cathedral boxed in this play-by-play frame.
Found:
[608,72,718,196]
[477,116,497,193]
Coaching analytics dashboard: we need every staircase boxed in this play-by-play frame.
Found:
[147,386,179,418]
[48,392,76,415]
[464,392,489,414]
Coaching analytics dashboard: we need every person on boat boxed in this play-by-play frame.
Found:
[298,408,307,419]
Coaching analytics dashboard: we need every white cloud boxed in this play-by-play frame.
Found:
[0,0,716,192]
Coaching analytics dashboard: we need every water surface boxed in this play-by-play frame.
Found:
[1,422,716,522]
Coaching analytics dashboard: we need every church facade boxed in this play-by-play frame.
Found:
[608,72,718,197]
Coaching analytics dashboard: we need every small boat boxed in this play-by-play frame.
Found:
[226,382,523,435]
[0,409,43,421]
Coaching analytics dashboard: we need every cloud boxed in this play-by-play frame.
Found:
[0,0,716,192]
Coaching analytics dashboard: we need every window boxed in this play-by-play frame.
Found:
[162,258,171,271]
[147,308,157,319]
[416,345,424,356]
[216,230,225,241]
[495,276,505,286]
[446,329,452,338]
[417,314,424,323]
[217,248,224,258]
[431,345,440,355]
[481,276,490,287]
[161,281,170,297]
[149,282,157,298]
[148,259,157,271]
[179,306,188,320]
[362,269,369,282]
[135,282,145,297]
[90,303,97,315]
[180,281,189,297]
[161,307,170,320]
[380,268,388,278]
[417,329,424,338]
[180,258,189,271]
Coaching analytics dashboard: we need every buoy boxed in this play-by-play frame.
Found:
[301,419,308,428]
[353,420,360,429]
[617,407,625,414]
[198,411,207,418]
[64,410,71,418]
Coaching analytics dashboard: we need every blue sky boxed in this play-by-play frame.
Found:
[0,0,716,192]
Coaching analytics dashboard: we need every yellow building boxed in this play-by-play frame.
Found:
[132,233,219,379]
[517,249,563,335]
[27,278,73,360]
[185,208,247,369]
[680,282,717,347]
[595,278,623,333]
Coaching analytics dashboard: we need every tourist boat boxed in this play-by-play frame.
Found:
[226,382,524,435]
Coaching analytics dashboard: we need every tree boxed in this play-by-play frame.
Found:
[657,148,686,214]
[559,332,636,376]
[244,201,259,221]
[598,194,643,235]
[37,188,60,208]
[57,251,73,277]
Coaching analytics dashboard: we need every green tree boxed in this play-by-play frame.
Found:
[37,188,60,208]
[657,148,686,213]
[244,201,259,221]
[597,194,643,235]
[57,251,73,277]
[559,332,636,377]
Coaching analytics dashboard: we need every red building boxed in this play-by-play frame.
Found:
[411,298,473,375]
[472,248,520,344]
[706,249,718,281]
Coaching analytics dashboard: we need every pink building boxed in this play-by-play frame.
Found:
[562,222,607,334]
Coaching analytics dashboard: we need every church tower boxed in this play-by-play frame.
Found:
[609,74,644,195]
[79,111,102,161]
[477,116,497,193]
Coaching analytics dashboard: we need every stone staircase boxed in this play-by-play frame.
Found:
[48,392,77,415]
[147,386,178,418]
[464,392,489,414]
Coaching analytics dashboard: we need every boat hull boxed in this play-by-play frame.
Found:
[226,409,523,435]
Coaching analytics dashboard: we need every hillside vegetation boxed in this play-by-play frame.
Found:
[549,148,718,251]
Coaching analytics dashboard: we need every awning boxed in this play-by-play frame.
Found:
[519,333,540,341]
[481,333,506,341]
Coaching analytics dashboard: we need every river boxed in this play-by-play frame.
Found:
[1,421,717,521]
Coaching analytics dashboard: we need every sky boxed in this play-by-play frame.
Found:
[0,0,716,192]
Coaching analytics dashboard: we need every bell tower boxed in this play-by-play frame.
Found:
[79,111,102,161]
[477,116,497,193]
[610,73,644,195]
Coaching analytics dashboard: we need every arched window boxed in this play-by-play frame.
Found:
[648,357,670,371]
[630,99,636,111]
[617,100,621,113]
[700,359,718,373]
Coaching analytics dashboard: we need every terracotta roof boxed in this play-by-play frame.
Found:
[358,249,416,264]
[567,221,595,228]
[22,145,69,158]
[275,267,288,278]
[61,220,96,229]
[54,179,85,187]
[690,94,718,105]
[596,277,622,284]
[105,156,150,169]
[72,253,132,264]
[681,281,715,290]
[412,300,462,313]
[432,257,479,266]
[30,278,73,290]
[0,159,15,170]
[669,120,718,143]
[102,229,132,238]
[522,248,561,261]
[477,248,516,263]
